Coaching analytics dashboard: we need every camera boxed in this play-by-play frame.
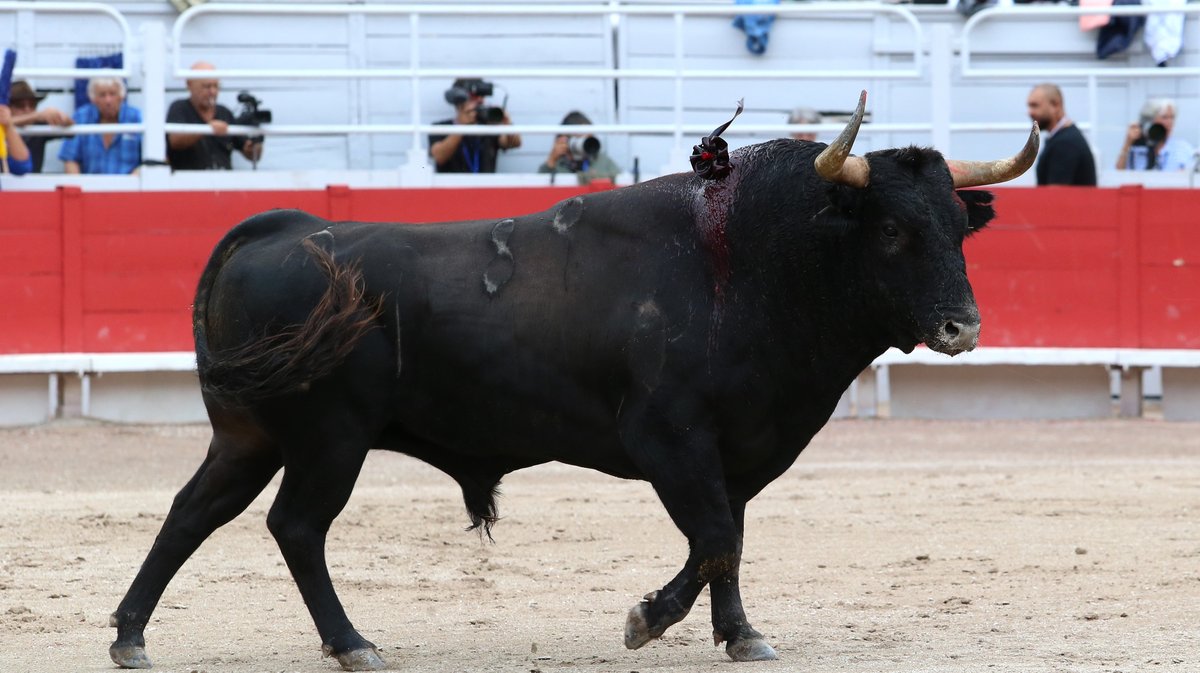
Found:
[568,135,601,159]
[234,91,272,127]
[445,79,506,124]
[444,78,494,106]
[1141,121,1168,147]
[475,106,505,125]
[234,91,271,148]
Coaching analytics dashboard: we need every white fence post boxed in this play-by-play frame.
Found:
[929,24,953,156]
[139,21,169,184]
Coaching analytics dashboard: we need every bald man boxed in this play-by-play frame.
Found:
[166,61,263,170]
[1026,83,1096,186]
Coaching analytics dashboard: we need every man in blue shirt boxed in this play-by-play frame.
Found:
[58,77,143,175]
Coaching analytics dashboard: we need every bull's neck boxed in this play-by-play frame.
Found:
[722,204,889,389]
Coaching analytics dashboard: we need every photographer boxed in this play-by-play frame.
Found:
[539,111,619,185]
[429,78,520,173]
[1116,98,1194,171]
[166,61,264,171]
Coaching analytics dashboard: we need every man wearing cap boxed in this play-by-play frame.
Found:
[166,61,263,170]
[8,80,72,173]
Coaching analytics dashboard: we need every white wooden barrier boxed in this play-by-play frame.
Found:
[1,348,1198,426]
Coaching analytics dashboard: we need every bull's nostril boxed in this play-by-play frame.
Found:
[943,321,960,339]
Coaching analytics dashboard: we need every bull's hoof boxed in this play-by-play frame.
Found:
[109,642,153,669]
[726,638,778,661]
[335,647,388,671]
[624,591,659,649]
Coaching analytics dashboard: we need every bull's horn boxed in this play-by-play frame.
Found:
[946,122,1041,188]
[814,90,870,188]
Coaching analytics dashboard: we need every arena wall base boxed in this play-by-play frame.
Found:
[82,372,207,424]
[0,374,56,426]
[887,364,1113,420]
[1162,368,1200,422]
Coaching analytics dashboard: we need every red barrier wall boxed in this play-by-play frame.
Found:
[1,184,1197,354]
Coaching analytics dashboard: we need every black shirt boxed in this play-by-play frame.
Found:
[1036,124,1097,186]
[166,99,247,171]
[429,119,501,173]
[21,133,62,173]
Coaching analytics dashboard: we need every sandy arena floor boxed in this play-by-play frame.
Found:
[1,418,1197,673]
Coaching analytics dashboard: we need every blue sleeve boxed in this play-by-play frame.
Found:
[7,156,34,175]
[58,135,80,163]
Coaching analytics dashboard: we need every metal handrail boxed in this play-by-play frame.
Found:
[961,4,1200,172]
[171,2,923,81]
[962,4,1200,79]
[167,2,924,154]
[0,1,132,79]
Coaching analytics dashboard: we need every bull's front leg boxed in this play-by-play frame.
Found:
[619,404,745,654]
[709,499,777,661]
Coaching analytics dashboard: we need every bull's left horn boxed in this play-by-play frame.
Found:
[814,90,870,188]
[946,122,1040,188]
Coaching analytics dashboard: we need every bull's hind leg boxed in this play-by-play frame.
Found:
[110,428,281,669]
[709,499,776,661]
[266,437,384,671]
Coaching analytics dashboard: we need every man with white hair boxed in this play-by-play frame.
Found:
[58,76,143,174]
[166,61,263,170]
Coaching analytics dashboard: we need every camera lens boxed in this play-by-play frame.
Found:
[569,136,601,158]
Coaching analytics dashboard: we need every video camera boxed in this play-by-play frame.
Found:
[234,91,271,141]
[444,78,506,125]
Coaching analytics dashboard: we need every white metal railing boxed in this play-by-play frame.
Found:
[169,2,925,153]
[962,4,1200,175]
[5,1,1200,186]
[0,1,131,79]
[962,4,1200,79]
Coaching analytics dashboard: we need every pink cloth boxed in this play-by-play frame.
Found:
[1080,0,1114,31]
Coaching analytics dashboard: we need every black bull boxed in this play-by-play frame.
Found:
[110,100,1039,670]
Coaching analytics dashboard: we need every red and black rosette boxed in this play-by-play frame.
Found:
[690,98,744,180]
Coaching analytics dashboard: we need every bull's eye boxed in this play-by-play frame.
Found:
[882,224,899,238]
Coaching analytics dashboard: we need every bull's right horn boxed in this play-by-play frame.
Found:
[814,90,870,188]
[946,122,1041,188]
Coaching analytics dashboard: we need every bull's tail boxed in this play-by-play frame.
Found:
[194,215,383,406]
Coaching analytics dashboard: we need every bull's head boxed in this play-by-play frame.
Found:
[812,91,1038,355]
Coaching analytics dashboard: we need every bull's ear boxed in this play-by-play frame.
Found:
[956,189,995,236]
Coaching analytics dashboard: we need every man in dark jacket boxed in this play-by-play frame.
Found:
[1027,83,1096,186]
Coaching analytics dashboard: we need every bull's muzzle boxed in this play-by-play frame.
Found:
[926,308,981,356]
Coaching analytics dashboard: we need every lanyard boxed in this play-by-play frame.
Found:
[461,139,482,174]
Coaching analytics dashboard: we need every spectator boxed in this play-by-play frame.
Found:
[429,78,520,173]
[1026,83,1096,186]
[787,107,821,142]
[166,61,263,170]
[58,77,142,175]
[1116,98,1196,171]
[539,111,619,185]
[0,103,33,175]
[8,80,72,173]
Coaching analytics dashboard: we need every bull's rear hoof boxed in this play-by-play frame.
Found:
[726,638,778,661]
[109,642,153,669]
[335,647,388,671]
